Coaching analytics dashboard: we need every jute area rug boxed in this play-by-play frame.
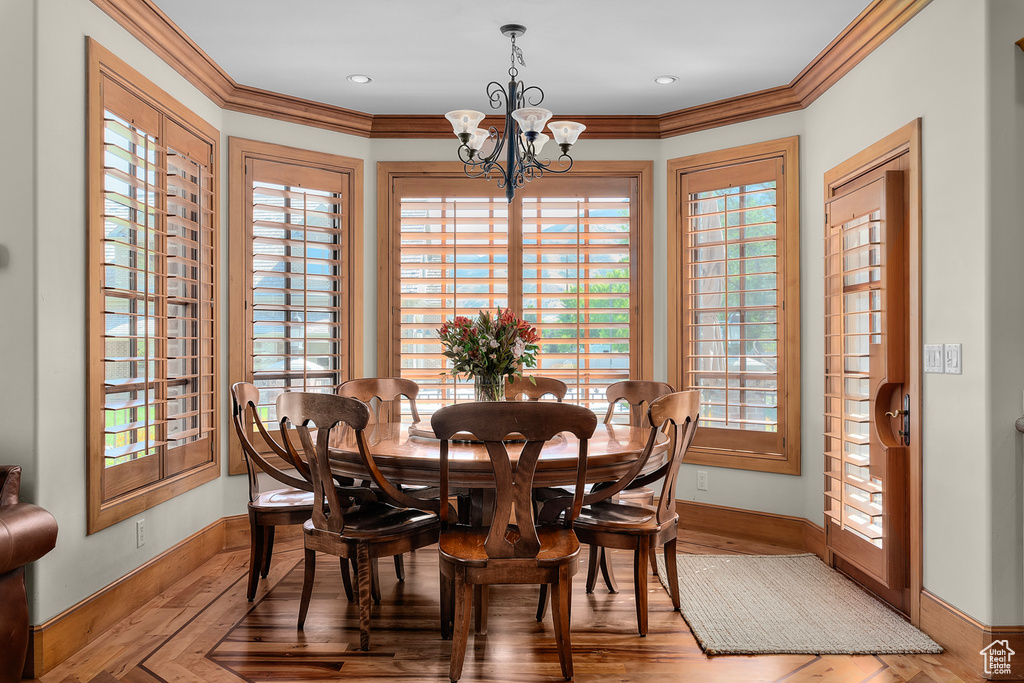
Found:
[656,553,942,655]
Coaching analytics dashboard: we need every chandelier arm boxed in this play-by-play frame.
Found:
[486,81,507,112]
[456,144,477,165]
[479,125,504,165]
[486,163,512,189]
[518,85,544,108]
[528,155,574,174]
[463,162,502,181]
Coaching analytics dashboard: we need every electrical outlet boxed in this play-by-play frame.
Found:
[696,470,709,491]
[136,519,145,548]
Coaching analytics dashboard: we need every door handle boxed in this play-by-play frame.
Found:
[884,396,910,446]
[898,394,910,446]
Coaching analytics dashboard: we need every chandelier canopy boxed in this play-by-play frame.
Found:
[445,24,585,203]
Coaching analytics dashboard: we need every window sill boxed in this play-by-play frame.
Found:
[683,446,800,475]
[88,461,220,534]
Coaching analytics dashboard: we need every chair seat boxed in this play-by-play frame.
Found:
[575,500,677,535]
[439,524,580,568]
[250,487,315,511]
[304,502,438,541]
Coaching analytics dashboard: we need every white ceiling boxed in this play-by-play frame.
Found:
[153,0,873,117]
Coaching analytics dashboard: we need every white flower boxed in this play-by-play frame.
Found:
[490,353,497,360]
[489,339,499,348]
[452,345,462,354]
[513,339,526,358]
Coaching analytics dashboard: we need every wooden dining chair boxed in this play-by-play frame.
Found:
[589,380,676,592]
[278,392,442,651]
[539,391,700,636]
[337,377,421,424]
[231,382,318,602]
[505,374,567,401]
[603,380,676,428]
[432,401,597,682]
[337,377,425,582]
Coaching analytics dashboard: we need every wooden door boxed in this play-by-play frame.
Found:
[824,170,910,604]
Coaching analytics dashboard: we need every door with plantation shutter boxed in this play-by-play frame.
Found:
[824,170,909,596]
[237,157,355,445]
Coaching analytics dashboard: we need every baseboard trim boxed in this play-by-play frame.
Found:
[675,500,826,558]
[921,590,1024,681]
[25,514,250,677]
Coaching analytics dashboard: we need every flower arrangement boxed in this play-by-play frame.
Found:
[437,308,540,401]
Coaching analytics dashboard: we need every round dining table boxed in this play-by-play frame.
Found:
[327,420,669,489]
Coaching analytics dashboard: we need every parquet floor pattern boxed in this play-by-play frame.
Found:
[37,531,976,683]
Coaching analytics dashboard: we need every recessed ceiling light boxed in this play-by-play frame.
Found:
[347,74,373,84]
[654,75,678,85]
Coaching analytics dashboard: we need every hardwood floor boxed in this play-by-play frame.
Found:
[35,531,975,683]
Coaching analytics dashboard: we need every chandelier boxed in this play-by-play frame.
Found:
[445,24,585,203]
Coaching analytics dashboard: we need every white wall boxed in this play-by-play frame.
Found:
[8,0,1021,631]
[0,0,39,490]
[984,0,1024,627]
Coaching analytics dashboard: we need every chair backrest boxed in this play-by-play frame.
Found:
[431,402,597,559]
[230,381,312,500]
[583,390,700,526]
[602,380,676,427]
[276,392,441,534]
[276,392,369,534]
[337,377,421,423]
[645,391,701,524]
[505,375,567,402]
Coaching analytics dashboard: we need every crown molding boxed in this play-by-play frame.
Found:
[368,114,663,139]
[90,0,931,140]
[790,0,932,106]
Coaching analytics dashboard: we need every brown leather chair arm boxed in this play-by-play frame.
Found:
[0,466,20,506]
[0,503,58,576]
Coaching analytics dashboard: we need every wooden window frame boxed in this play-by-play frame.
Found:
[376,161,654,397]
[87,39,221,533]
[667,137,801,475]
[228,138,364,475]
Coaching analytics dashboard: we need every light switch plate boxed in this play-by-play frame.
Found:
[944,343,962,374]
[924,344,944,373]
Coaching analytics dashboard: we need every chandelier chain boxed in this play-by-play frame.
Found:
[508,32,525,79]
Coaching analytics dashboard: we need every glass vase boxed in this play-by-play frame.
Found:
[474,374,505,402]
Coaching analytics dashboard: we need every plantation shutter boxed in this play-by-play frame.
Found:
[521,177,637,415]
[824,172,908,588]
[164,121,216,475]
[97,77,215,502]
[679,159,785,456]
[244,159,352,430]
[393,178,510,417]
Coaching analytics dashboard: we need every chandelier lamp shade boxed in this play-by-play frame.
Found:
[445,24,585,203]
